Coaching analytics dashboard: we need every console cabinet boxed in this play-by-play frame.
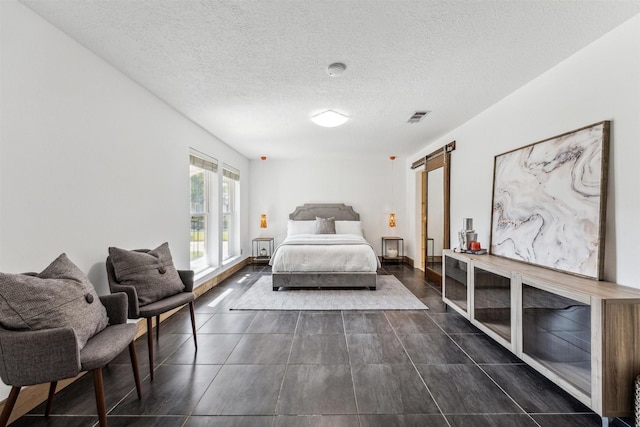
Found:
[442,249,640,420]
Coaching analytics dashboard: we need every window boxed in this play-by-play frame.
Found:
[190,153,218,273]
[222,165,240,262]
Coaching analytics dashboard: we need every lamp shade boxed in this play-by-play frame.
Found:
[388,213,396,228]
[260,214,267,228]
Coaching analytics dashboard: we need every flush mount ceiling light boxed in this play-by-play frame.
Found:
[311,110,349,127]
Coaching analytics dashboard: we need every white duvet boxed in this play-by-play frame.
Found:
[269,234,380,273]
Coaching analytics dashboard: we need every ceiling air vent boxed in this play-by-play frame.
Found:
[407,111,431,124]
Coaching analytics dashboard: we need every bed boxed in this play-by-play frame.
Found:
[270,203,379,291]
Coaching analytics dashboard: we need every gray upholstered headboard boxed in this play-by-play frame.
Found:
[289,203,360,221]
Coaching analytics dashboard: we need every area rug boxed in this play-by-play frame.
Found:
[230,275,428,311]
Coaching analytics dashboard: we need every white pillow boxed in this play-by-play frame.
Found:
[287,220,316,236]
[335,221,363,236]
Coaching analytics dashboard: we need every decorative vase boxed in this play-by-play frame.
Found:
[459,218,476,251]
[260,248,267,257]
[387,248,398,258]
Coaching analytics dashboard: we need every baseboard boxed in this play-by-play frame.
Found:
[194,257,251,298]
[0,257,251,423]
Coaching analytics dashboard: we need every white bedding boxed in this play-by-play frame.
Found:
[269,234,380,273]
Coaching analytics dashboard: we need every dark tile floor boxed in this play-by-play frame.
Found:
[11,264,633,427]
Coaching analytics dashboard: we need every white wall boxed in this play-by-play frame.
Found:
[0,1,251,397]
[407,14,640,287]
[0,2,250,291]
[249,156,406,256]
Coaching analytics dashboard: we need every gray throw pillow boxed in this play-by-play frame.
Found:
[108,242,184,307]
[0,253,109,350]
[315,217,336,234]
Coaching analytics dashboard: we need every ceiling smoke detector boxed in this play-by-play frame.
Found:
[407,111,431,123]
[327,63,346,77]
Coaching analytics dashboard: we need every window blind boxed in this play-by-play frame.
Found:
[222,165,240,181]
[190,154,218,172]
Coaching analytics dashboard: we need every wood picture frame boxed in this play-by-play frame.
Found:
[489,121,610,280]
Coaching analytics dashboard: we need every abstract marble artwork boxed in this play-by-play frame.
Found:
[490,121,609,279]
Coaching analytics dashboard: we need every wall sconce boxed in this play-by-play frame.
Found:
[260,156,267,228]
[389,155,397,228]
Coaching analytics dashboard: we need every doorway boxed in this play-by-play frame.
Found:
[413,141,455,285]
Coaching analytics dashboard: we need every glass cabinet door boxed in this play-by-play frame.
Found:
[443,255,468,313]
[522,283,591,396]
[473,266,511,342]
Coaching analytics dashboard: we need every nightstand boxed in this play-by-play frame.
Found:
[252,237,274,263]
[381,236,404,263]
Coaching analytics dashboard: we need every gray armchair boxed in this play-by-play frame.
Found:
[0,292,142,427]
[106,253,197,380]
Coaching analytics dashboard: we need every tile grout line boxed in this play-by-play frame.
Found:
[179,270,262,426]
[383,305,453,427]
[341,310,363,427]
[423,292,541,426]
[270,309,302,425]
[402,270,542,425]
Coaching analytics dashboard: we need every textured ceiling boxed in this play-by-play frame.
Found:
[20,1,640,159]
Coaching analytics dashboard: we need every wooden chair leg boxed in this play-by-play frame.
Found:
[128,341,143,400]
[45,381,58,417]
[147,317,154,380]
[0,386,20,427]
[92,368,107,427]
[189,301,198,351]
[156,314,160,343]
